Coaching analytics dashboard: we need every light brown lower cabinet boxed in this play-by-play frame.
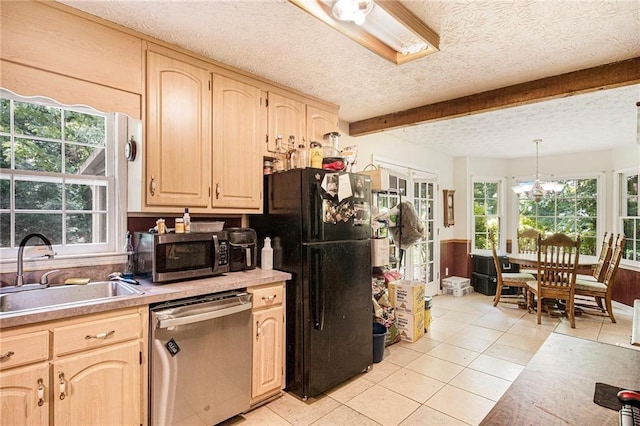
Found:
[0,307,147,425]
[248,282,285,406]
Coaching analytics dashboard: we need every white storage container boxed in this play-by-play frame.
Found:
[442,276,471,289]
[453,286,474,297]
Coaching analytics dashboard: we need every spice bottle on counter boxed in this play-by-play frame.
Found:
[183,208,191,233]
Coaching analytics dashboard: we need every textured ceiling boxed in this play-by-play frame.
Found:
[58,0,640,159]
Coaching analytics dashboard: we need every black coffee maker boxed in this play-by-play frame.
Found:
[227,228,257,271]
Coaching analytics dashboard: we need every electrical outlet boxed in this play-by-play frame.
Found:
[445,267,449,276]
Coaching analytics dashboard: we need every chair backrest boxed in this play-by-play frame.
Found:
[518,227,541,254]
[602,234,626,287]
[536,233,581,289]
[488,229,504,283]
[592,232,613,281]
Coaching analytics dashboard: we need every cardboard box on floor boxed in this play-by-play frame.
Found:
[396,310,425,342]
[388,280,425,314]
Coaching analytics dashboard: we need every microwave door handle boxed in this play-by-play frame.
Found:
[212,234,220,270]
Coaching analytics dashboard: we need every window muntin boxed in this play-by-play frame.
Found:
[517,178,598,255]
[0,92,113,255]
[621,173,639,261]
[473,181,500,250]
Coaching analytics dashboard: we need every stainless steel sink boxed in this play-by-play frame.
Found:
[0,281,144,314]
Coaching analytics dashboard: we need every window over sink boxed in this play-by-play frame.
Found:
[0,89,118,257]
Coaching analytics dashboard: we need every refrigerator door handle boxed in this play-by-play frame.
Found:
[311,182,323,240]
[311,248,325,330]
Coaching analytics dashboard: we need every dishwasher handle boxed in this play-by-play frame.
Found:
[156,302,251,329]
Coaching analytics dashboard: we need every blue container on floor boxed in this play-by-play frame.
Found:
[373,323,387,363]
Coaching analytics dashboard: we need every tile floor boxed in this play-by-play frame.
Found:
[229,292,638,426]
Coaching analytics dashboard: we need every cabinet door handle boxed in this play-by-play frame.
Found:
[256,321,261,339]
[85,330,115,340]
[150,176,156,196]
[215,183,221,199]
[37,378,45,406]
[261,295,277,302]
[58,372,67,400]
[0,350,14,361]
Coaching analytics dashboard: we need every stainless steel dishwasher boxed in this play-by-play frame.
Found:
[150,290,253,426]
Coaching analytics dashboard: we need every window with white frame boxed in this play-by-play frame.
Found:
[620,172,639,261]
[0,91,116,256]
[473,180,501,250]
[517,177,598,255]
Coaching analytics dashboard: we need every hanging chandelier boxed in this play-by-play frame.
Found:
[512,139,563,202]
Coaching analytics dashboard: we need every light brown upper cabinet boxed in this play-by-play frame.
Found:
[211,72,264,211]
[265,92,306,157]
[306,104,339,144]
[145,48,212,209]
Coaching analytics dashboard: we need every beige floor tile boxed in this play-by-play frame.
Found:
[438,310,485,324]
[483,341,536,365]
[448,368,512,401]
[467,354,525,382]
[310,405,380,426]
[384,345,423,367]
[426,342,480,367]
[494,331,547,353]
[325,375,375,403]
[345,385,420,426]
[444,332,495,353]
[233,405,292,425]
[555,319,602,340]
[379,369,446,404]
[267,392,341,426]
[396,337,442,354]
[399,405,468,425]
[457,324,504,342]
[597,332,640,350]
[364,360,402,384]
[424,384,495,425]
[405,354,465,383]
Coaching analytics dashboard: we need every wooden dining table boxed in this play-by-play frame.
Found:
[507,253,599,269]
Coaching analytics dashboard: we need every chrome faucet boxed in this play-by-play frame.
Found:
[15,233,55,287]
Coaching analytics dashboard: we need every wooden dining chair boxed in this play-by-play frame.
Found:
[526,233,581,328]
[575,232,613,283]
[574,234,625,323]
[489,230,535,307]
[517,227,541,275]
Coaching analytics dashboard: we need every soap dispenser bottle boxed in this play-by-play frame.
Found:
[261,237,273,270]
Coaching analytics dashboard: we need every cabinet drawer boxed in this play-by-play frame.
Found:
[53,312,141,357]
[0,330,49,370]
[250,284,284,310]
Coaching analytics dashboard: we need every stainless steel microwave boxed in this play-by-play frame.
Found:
[134,231,229,283]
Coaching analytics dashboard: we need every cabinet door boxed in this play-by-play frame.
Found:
[211,73,263,210]
[146,50,211,208]
[252,306,283,400]
[0,363,50,426]
[53,341,140,426]
[267,92,305,154]
[306,104,339,144]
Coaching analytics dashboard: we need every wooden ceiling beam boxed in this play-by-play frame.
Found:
[349,56,640,136]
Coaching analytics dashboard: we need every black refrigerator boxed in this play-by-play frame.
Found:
[250,168,372,400]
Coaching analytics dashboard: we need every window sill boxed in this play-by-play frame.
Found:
[0,252,125,274]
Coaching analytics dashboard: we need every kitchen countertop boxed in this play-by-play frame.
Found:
[0,268,291,329]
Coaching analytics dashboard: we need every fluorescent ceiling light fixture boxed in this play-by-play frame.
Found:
[512,139,564,203]
[288,0,440,65]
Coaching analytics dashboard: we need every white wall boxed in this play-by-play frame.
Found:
[339,122,456,239]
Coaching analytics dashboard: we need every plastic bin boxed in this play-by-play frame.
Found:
[373,323,387,363]
[424,296,433,332]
